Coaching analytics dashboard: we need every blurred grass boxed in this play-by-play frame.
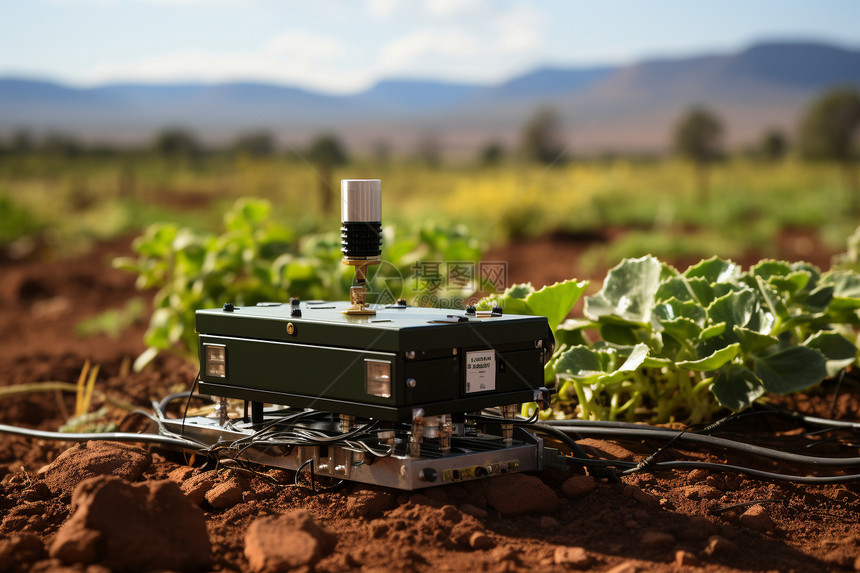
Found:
[0,152,855,264]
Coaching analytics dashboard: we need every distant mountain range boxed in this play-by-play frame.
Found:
[1,41,859,153]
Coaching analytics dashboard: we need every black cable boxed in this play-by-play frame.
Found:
[293,458,344,493]
[156,391,215,417]
[648,460,860,484]
[295,458,315,490]
[466,414,591,460]
[763,408,860,432]
[562,455,860,483]
[626,429,686,475]
[829,369,846,419]
[180,370,201,438]
[545,424,860,468]
[0,423,205,450]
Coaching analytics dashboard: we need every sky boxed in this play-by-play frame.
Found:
[1,0,858,94]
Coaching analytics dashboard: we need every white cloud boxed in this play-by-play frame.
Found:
[366,0,402,18]
[372,1,547,82]
[77,2,550,91]
[81,30,366,93]
[424,0,488,19]
[493,3,543,53]
[378,28,481,71]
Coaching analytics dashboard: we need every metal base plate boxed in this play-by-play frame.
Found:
[156,415,542,490]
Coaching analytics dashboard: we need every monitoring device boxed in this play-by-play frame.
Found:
[158,179,553,490]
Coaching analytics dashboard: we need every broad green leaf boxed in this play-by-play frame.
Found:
[699,322,726,339]
[543,344,567,383]
[684,256,741,284]
[618,343,649,372]
[768,270,811,297]
[712,282,746,299]
[734,326,779,353]
[225,198,271,231]
[595,343,649,385]
[707,289,756,330]
[555,345,616,382]
[655,276,694,303]
[712,366,765,411]
[791,261,822,277]
[134,223,178,257]
[803,284,834,312]
[752,346,827,394]
[754,276,788,321]
[660,317,702,342]
[507,284,533,298]
[677,343,740,371]
[556,319,594,347]
[519,280,588,332]
[804,331,858,377]
[687,277,717,307]
[750,259,792,280]
[585,256,664,324]
[643,355,673,367]
[654,297,707,326]
[744,303,776,335]
[826,271,860,312]
[479,280,587,332]
[599,323,642,346]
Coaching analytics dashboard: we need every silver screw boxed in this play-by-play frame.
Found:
[405,350,416,359]
[406,378,417,388]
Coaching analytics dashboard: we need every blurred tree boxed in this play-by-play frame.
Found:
[10,129,34,154]
[521,106,566,165]
[42,133,82,157]
[673,107,724,200]
[479,141,505,167]
[232,130,274,157]
[153,127,199,159]
[306,133,349,214]
[416,134,442,168]
[799,87,860,211]
[759,128,788,161]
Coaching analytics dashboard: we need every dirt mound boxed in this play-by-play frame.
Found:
[487,473,559,516]
[244,511,336,572]
[50,475,211,572]
[41,441,151,496]
[0,533,45,573]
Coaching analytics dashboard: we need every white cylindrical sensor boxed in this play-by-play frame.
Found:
[341,179,381,223]
[340,179,382,259]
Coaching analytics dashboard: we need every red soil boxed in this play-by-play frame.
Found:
[0,237,858,572]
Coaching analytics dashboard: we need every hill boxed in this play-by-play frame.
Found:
[1,41,858,152]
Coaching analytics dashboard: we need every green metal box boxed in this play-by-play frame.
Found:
[196,301,551,421]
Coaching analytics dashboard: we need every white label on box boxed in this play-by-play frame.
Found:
[465,350,496,394]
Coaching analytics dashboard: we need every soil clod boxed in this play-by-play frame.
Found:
[244,511,335,573]
[486,474,558,516]
[41,442,150,496]
[49,475,211,572]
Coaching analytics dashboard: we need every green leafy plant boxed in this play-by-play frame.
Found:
[831,225,860,273]
[75,298,146,339]
[116,198,484,369]
[477,280,588,417]
[0,194,41,243]
[476,279,588,342]
[553,256,860,423]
